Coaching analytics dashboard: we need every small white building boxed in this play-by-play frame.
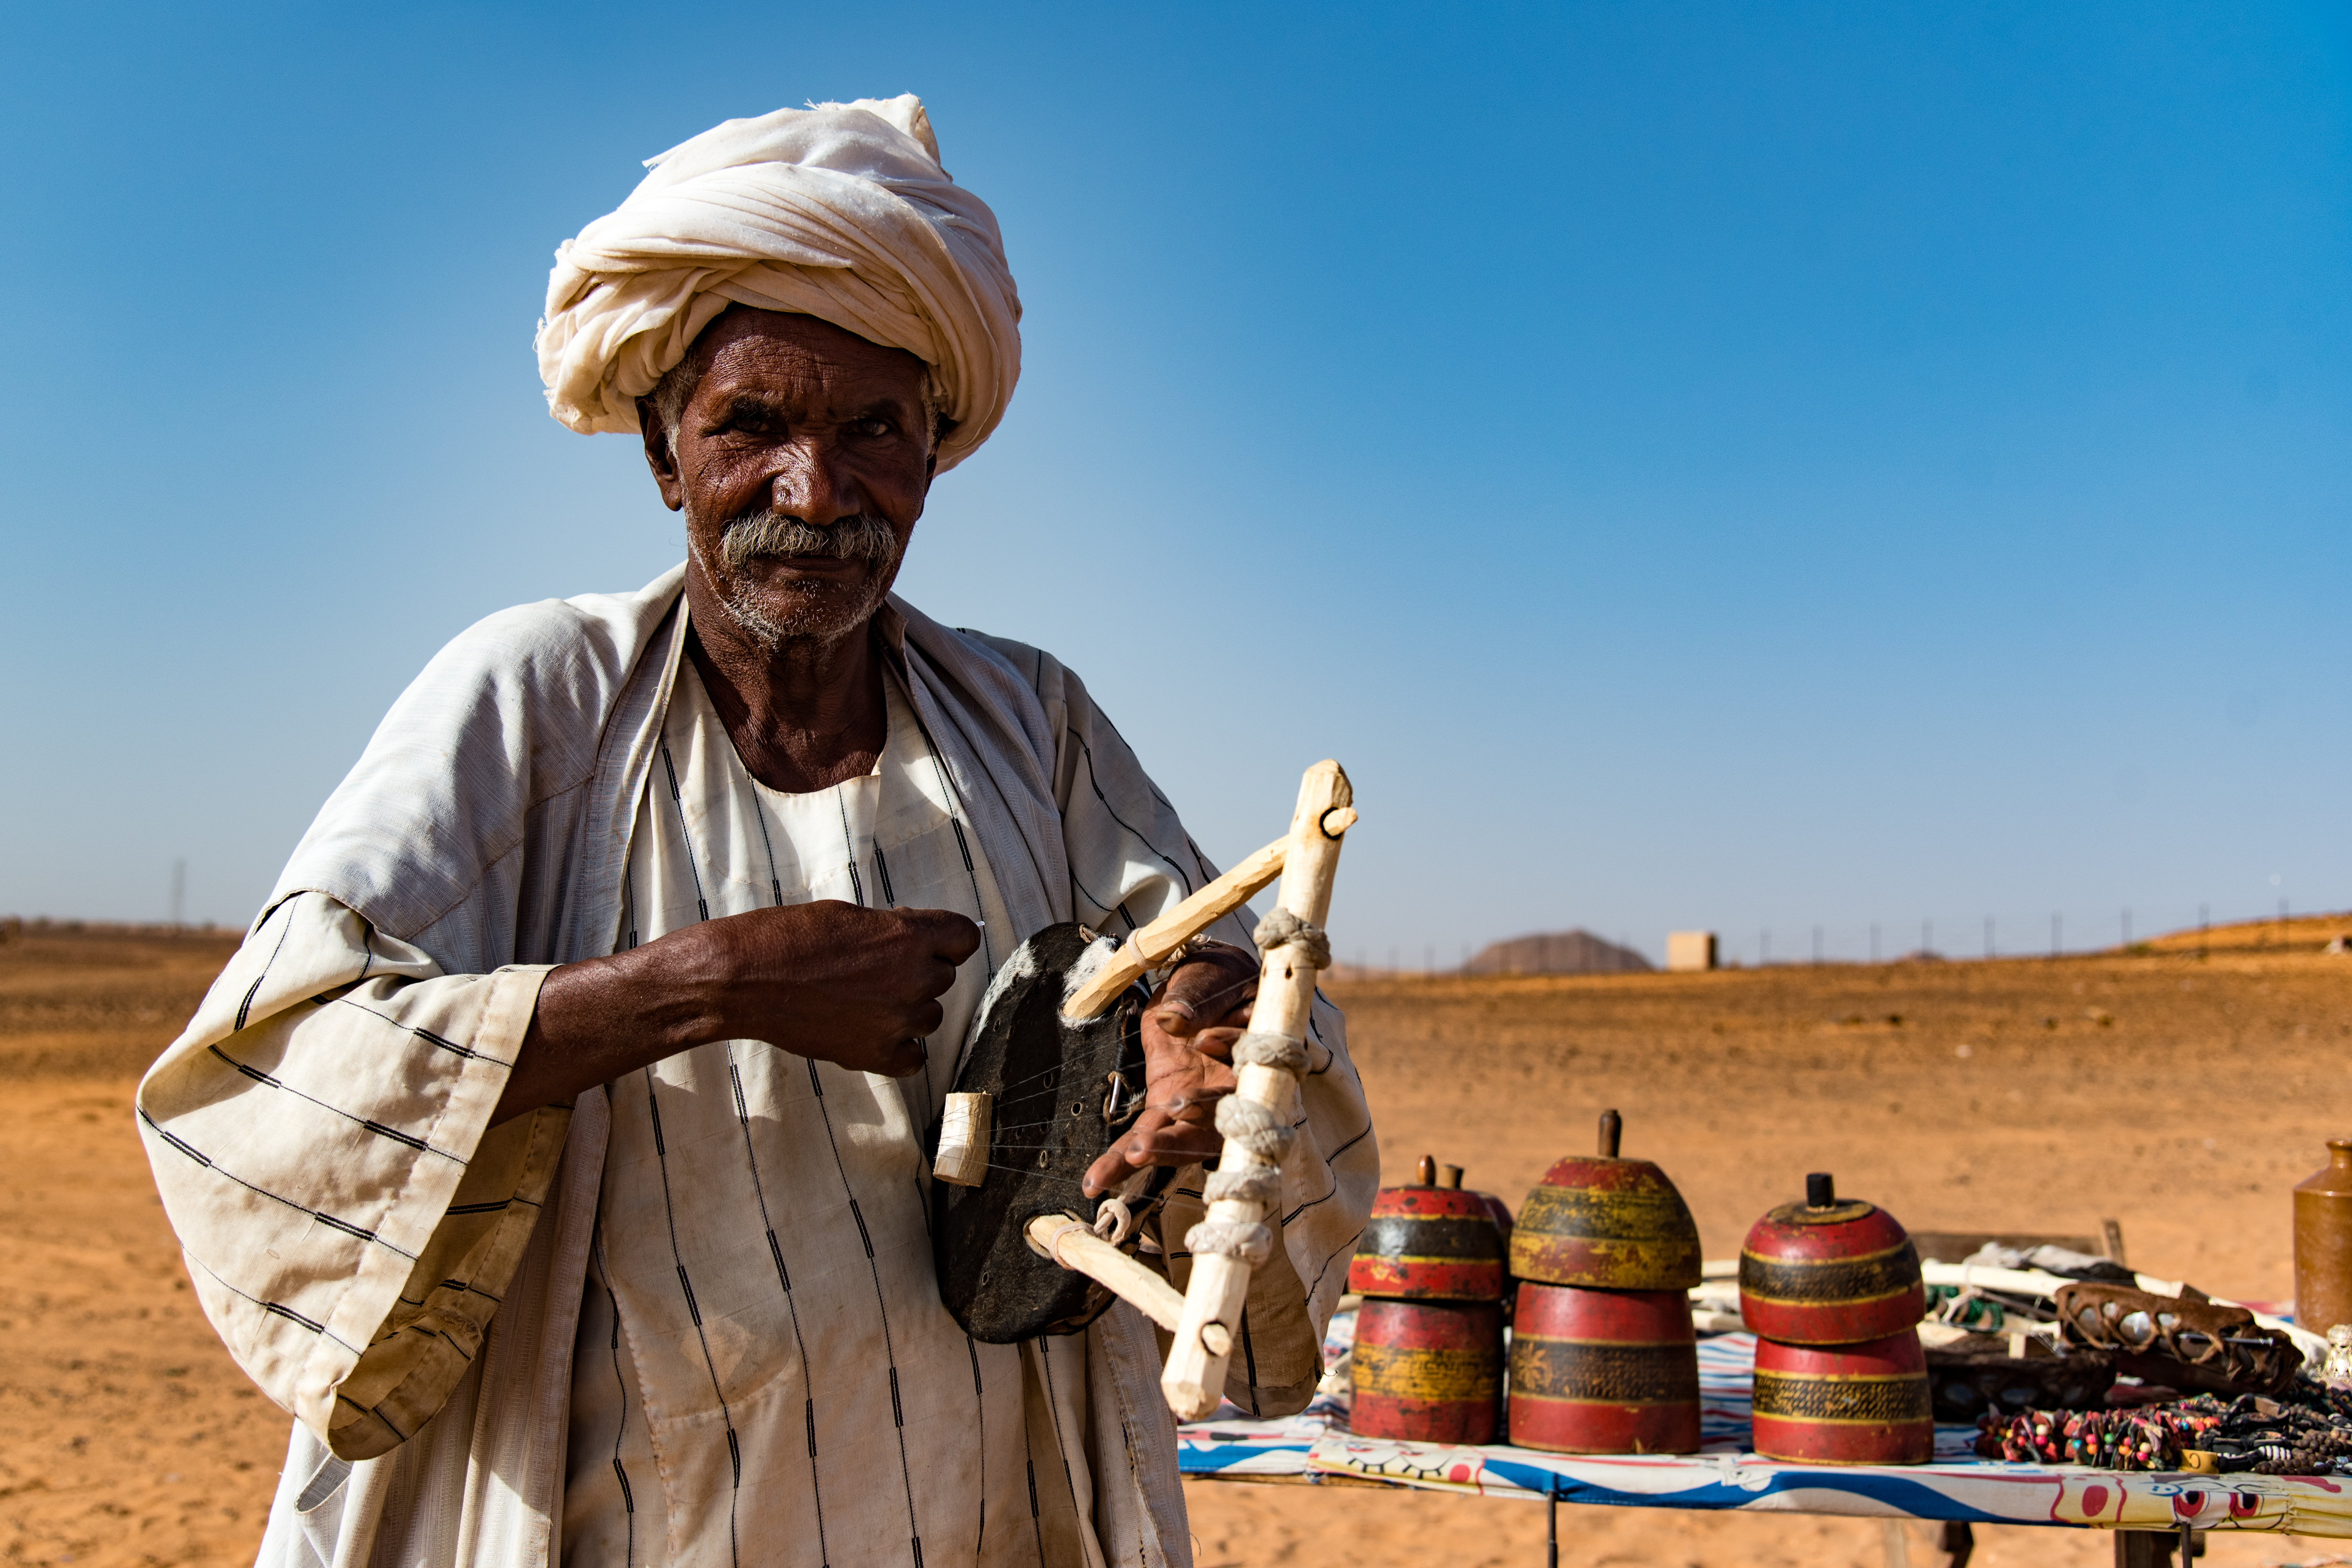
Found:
[1666,930,1718,972]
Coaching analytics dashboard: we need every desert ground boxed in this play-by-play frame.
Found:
[3,915,2349,1567]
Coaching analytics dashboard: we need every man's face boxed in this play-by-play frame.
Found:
[644,308,937,650]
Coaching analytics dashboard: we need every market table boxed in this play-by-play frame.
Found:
[1176,1312,2352,1561]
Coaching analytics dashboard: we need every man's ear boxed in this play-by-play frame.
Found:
[638,398,685,512]
[925,414,959,482]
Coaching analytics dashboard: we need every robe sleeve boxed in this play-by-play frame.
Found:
[988,636,1379,1417]
[135,890,566,1460]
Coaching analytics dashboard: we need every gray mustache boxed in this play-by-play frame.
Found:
[718,510,899,573]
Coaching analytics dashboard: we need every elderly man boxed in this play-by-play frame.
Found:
[138,97,1375,1568]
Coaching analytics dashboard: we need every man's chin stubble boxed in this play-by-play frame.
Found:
[701,557,889,652]
[690,505,902,652]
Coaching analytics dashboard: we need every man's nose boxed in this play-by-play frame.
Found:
[768,439,866,524]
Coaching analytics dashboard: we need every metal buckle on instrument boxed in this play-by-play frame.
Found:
[1103,1069,1146,1126]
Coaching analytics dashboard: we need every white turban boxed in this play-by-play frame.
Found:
[535,95,1021,472]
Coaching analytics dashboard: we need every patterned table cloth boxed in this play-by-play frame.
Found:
[1174,1313,2352,1536]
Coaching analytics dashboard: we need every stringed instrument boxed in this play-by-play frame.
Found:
[930,760,1354,1418]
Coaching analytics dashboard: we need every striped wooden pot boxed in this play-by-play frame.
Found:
[1347,1158,1510,1302]
[1507,1282,1701,1454]
[1737,1173,1925,1345]
[1509,1112,1701,1291]
[1349,1298,1503,1443]
[1750,1331,1934,1464]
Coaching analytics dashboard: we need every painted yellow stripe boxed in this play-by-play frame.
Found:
[1736,1281,1918,1308]
[1352,1345,1499,1401]
[1739,1241,1912,1268]
[1511,1336,1693,1350]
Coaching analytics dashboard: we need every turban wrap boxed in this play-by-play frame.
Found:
[536,95,1021,472]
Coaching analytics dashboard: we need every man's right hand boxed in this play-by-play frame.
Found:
[493,901,983,1124]
[695,902,983,1076]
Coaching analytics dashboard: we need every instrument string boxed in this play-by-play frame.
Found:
[953,1137,1214,1195]
[983,1096,1207,1138]
[955,1150,1198,1194]
[969,973,1262,1104]
[954,1161,1102,1193]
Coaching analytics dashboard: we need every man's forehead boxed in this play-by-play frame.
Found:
[695,311,927,406]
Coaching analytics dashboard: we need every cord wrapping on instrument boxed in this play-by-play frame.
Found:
[1201,1165,1281,1206]
[1091,1196,1134,1246]
[1184,1217,1273,1266]
[1213,1096,1296,1164]
[1251,907,1330,970]
[1231,1031,1307,1076]
[1037,1217,1094,1270]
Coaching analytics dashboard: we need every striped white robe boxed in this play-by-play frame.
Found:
[136,566,1377,1568]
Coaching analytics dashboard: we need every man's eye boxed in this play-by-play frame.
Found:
[854,417,894,438]
[710,402,786,436]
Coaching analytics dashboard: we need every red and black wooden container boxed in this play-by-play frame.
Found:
[1738,1173,1933,1464]
[1508,1281,1700,1454]
[1351,1298,1505,1444]
[1510,1110,1703,1292]
[1348,1157,1511,1301]
[1502,1113,1703,1454]
[1749,1331,1934,1464]
[1737,1173,1926,1346]
[1347,1156,1511,1443]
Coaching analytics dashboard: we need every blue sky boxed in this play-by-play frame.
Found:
[2,2,2344,965]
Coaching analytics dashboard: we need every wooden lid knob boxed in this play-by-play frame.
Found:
[1416,1154,1436,1186]
[1598,1109,1622,1159]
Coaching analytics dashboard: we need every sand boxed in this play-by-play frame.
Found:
[3,919,2349,1566]
[0,927,281,1566]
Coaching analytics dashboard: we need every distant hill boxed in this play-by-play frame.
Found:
[1463,930,1653,976]
[2137,910,2352,955]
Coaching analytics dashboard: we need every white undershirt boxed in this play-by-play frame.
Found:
[562,661,1102,1568]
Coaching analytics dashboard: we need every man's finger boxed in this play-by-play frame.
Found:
[1185,1026,1245,1063]
[906,907,983,963]
[1147,990,1251,1044]
[1147,1001,1200,1040]
[1082,1147,1124,1196]
[1160,957,1257,1014]
[1083,1108,1168,1194]
[1119,1121,1226,1168]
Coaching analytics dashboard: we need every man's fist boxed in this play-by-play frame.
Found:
[701,901,983,1078]
[497,900,982,1125]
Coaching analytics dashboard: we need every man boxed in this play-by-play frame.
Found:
[137,96,1375,1568]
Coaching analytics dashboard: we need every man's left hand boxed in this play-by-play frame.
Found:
[1081,944,1258,1197]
